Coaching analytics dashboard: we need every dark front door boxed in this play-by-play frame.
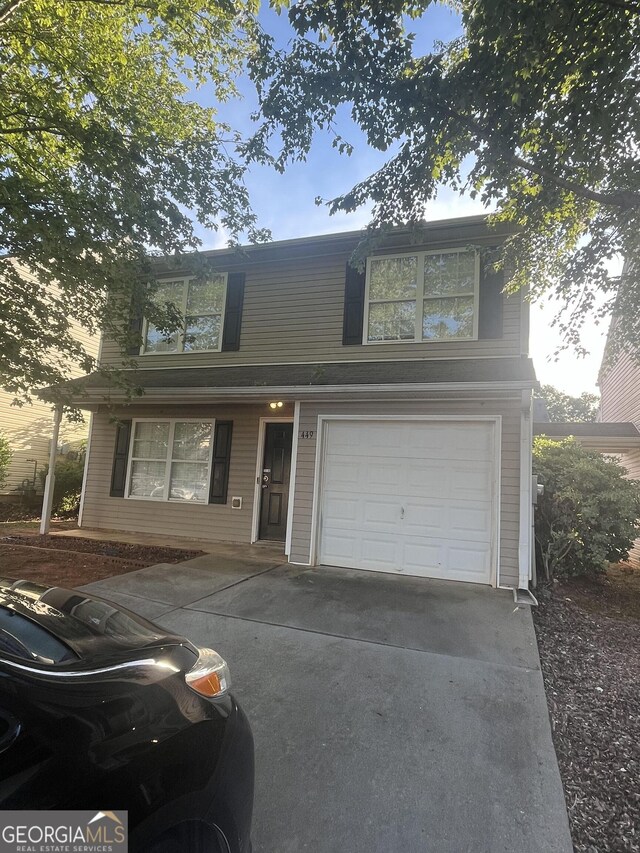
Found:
[259,422,293,542]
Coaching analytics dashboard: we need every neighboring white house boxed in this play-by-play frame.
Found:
[598,338,640,567]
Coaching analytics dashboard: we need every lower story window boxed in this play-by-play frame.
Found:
[127,420,214,502]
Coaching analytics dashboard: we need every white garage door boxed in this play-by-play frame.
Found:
[318,419,497,584]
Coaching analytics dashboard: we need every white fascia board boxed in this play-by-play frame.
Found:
[564,436,640,452]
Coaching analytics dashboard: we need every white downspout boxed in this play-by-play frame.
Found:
[40,405,63,535]
[518,389,533,592]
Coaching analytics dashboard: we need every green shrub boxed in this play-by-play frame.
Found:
[533,436,640,580]
[0,433,11,490]
[39,455,85,517]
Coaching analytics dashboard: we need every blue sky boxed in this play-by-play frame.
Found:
[192,2,609,396]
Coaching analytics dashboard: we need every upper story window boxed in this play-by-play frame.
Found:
[364,249,479,343]
[143,274,228,354]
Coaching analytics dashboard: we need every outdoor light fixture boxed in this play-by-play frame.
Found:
[269,401,284,409]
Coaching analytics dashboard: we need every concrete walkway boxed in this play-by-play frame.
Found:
[80,556,572,853]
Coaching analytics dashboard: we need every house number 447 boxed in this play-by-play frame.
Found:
[299,430,315,439]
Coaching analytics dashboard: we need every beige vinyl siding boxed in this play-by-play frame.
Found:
[0,262,99,496]
[599,352,640,565]
[288,396,523,588]
[81,403,292,542]
[0,391,53,496]
[618,449,640,567]
[0,393,96,497]
[99,243,524,369]
[600,349,640,426]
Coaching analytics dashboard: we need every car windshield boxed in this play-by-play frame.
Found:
[0,606,78,665]
[69,599,164,645]
[48,593,165,647]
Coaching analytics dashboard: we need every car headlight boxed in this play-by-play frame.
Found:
[185,647,231,698]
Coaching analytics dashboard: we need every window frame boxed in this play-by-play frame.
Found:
[140,274,228,356]
[363,248,480,345]
[124,418,216,503]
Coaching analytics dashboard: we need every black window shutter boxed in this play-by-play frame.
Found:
[342,262,366,345]
[127,296,144,356]
[209,421,233,504]
[478,260,504,340]
[110,420,132,497]
[221,272,245,351]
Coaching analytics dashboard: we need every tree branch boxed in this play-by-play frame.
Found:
[0,0,27,26]
[591,0,640,13]
[509,153,640,208]
[0,124,67,136]
[66,0,157,8]
[445,108,640,209]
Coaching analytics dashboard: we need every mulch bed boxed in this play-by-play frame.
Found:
[533,578,640,853]
[0,534,204,589]
[0,533,202,564]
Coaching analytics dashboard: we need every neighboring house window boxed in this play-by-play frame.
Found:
[143,274,227,354]
[364,249,479,343]
[126,420,214,502]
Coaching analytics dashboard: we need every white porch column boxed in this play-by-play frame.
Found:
[39,405,63,535]
[77,411,93,528]
[518,389,533,589]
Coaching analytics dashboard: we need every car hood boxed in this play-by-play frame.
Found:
[0,578,195,664]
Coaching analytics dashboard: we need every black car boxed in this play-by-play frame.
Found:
[0,577,254,853]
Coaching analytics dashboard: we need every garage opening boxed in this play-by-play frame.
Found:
[318,418,498,585]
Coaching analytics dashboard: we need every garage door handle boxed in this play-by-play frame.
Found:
[400,506,405,519]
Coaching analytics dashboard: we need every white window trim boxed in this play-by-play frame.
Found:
[140,274,228,356]
[363,248,480,345]
[124,418,216,503]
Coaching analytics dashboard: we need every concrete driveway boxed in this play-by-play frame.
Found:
[81,554,572,853]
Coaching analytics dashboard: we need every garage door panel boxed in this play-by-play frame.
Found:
[370,462,405,491]
[449,506,492,537]
[409,425,492,460]
[448,466,492,499]
[323,459,363,485]
[321,495,359,524]
[402,540,491,577]
[448,545,492,576]
[360,537,401,570]
[403,502,445,534]
[322,493,402,528]
[362,499,403,527]
[319,420,496,584]
[405,462,453,497]
[401,540,444,571]
[445,424,493,452]
[321,532,359,561]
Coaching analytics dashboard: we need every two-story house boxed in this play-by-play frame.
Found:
[45,215,539,592]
